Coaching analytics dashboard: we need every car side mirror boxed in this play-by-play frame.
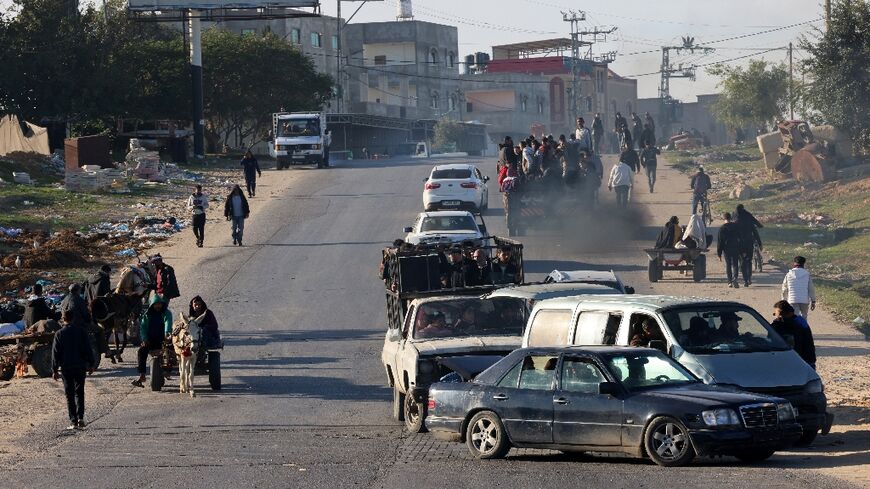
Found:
[403,227,413,233]
[648,340,667,354]
[599,381,619,396]
[387,328,401,342]
[624,286,635,294]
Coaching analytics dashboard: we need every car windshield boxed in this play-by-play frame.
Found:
[413,298,526,340]
[604,351,698,391]
[420,215,478,232]
[277,119,319,137]
[661,306,791,354]
[432,169,472,179]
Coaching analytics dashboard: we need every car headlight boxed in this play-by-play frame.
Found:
[805,379,823,394]
[701,408,741,427]
[777,402,796,422]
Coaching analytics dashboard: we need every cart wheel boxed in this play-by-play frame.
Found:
[30,345,53,378]
[150,356,164,391]
[208,352,221,391]
[0,364,14,381]
[693,255,707,282]
[648,259,661,283]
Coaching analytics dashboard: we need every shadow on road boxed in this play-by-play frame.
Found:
[222,329,380,347]
[229,375,391,401]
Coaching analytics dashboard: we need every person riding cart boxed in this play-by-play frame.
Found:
[132,294,172,388]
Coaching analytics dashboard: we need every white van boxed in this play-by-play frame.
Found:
[522,294,831,445]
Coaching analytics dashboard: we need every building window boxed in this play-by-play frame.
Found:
[586,96,593,112]
[241,28,256,36]
[430,48,439,65]
[449,94,457,112]
[466,102,473,113]
[626,101,632,114]
[290,28,301,44]
[537,98,544,114]
[311,32,322,48]
[374,55,387,66]
[431,92,439,109]
[331,35,339,50]
[521,95,527,112]
[448,51,455,68]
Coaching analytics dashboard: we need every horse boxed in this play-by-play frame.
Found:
[89,261,156,363]
[170,312,205,398]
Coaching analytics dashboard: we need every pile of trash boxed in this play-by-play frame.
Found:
[125,139,165,182]
[763,210,833,227]
[65,165,127,192]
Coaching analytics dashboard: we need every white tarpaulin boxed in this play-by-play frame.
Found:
[0,115,50,157]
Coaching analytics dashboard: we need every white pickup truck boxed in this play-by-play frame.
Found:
[270,112,329,169]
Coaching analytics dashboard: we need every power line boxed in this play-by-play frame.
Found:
[383,0,558,35]
[621,47,783,78]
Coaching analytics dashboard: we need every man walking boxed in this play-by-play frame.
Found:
[240,151,262,198]
[60,284,91,326]
[575,117,592,154]
[608,158,633,209]
[591,113,604,155]
[782,256,817,317]
[224,185,250,246]
[187,184,209,248]
[690,166,712,214]
[640,142,660,192]
[717,212,742,288]
[52,309,95,430]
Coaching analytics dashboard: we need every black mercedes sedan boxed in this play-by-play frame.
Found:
[427,346,803,467]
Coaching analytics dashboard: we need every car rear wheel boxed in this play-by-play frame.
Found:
[466,411,510,459]
[734,449,775,463]
[403,394,427,433]
[644,416,695,467]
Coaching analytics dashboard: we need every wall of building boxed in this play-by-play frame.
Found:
[638,94,735,146]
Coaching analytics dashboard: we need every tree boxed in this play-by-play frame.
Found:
[202,29,334,150]
[707,60,790,131]
[801,0,870,152]
[433,118,463,152]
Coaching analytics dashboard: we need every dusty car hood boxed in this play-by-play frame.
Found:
[412,335,521,355]
[641,383,783,406]
[690,350,818,388]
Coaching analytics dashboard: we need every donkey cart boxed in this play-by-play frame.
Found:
[645,247,708,283]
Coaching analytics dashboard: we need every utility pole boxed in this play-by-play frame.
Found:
[188,10,204,158]
[336,0,342,113]
[562,10,587,125]
[825,0,832,31]
[658,36,714,138]
[788,42,794,119]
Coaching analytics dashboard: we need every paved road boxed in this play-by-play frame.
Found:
[1,156,859,488]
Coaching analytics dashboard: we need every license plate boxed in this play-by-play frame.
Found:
[442,200,460,206]
[292,155,305,159]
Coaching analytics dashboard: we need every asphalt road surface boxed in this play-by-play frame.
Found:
[1,155,859,489]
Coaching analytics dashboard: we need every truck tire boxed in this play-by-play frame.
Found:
[403,394,427,433]
[693,255,706,282]
[30,346,53,378]
[392,386,405,422]
[208,351,221,390]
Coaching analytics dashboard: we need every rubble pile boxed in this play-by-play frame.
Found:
[125,139,164,182]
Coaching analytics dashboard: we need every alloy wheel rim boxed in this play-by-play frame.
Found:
[471,418,498,454]
[652,422,687,460]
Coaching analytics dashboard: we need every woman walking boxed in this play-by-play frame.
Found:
[224,185,250,246]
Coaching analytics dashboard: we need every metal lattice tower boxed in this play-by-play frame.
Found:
[658,36,715,133]
[562,11,616,121]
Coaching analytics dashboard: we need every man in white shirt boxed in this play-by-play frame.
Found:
[607,159,633,209]
[575,117,592,154]
[186,184,209,248]
[782,256,817,317]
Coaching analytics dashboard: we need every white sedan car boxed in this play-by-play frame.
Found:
[403,211,487,246]
[422,164,489,213]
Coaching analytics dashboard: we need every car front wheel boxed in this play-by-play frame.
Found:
[404,394,427,433]
[466,411,511,459]
[644,416,695,467]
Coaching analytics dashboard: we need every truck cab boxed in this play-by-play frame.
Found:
[270,112,326,169]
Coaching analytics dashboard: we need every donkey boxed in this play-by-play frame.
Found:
[91,292,145,363]
[170,313,205,397]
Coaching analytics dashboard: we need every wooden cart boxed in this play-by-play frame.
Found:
[645,247,708,283]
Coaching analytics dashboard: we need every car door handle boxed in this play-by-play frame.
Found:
[553,397,570,405]
[492,394,509,401]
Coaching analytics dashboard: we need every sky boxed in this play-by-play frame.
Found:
[3,0,826,101]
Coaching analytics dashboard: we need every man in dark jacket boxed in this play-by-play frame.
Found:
[631,113,643,150]
[772,300,816,369]
[735,204,763,287]
[619,146,640,174]
[491,247,519,285]
[240,151,262,198]
[690,166,712,215]
[591,113,604,154]
[497,136,518,172]
[639,143,660,192]
[60,284,91,326]
[84,265,111,305]
[132,294,172,387]
[52,309,96,430]
[151,255,180,302]
[717,212,742,288]
[24,283,60,327]
[224,185,251,246]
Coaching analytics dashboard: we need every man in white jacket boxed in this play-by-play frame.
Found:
[608,159,633,208]
[187,184,209,248]
[782,256,816,317]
